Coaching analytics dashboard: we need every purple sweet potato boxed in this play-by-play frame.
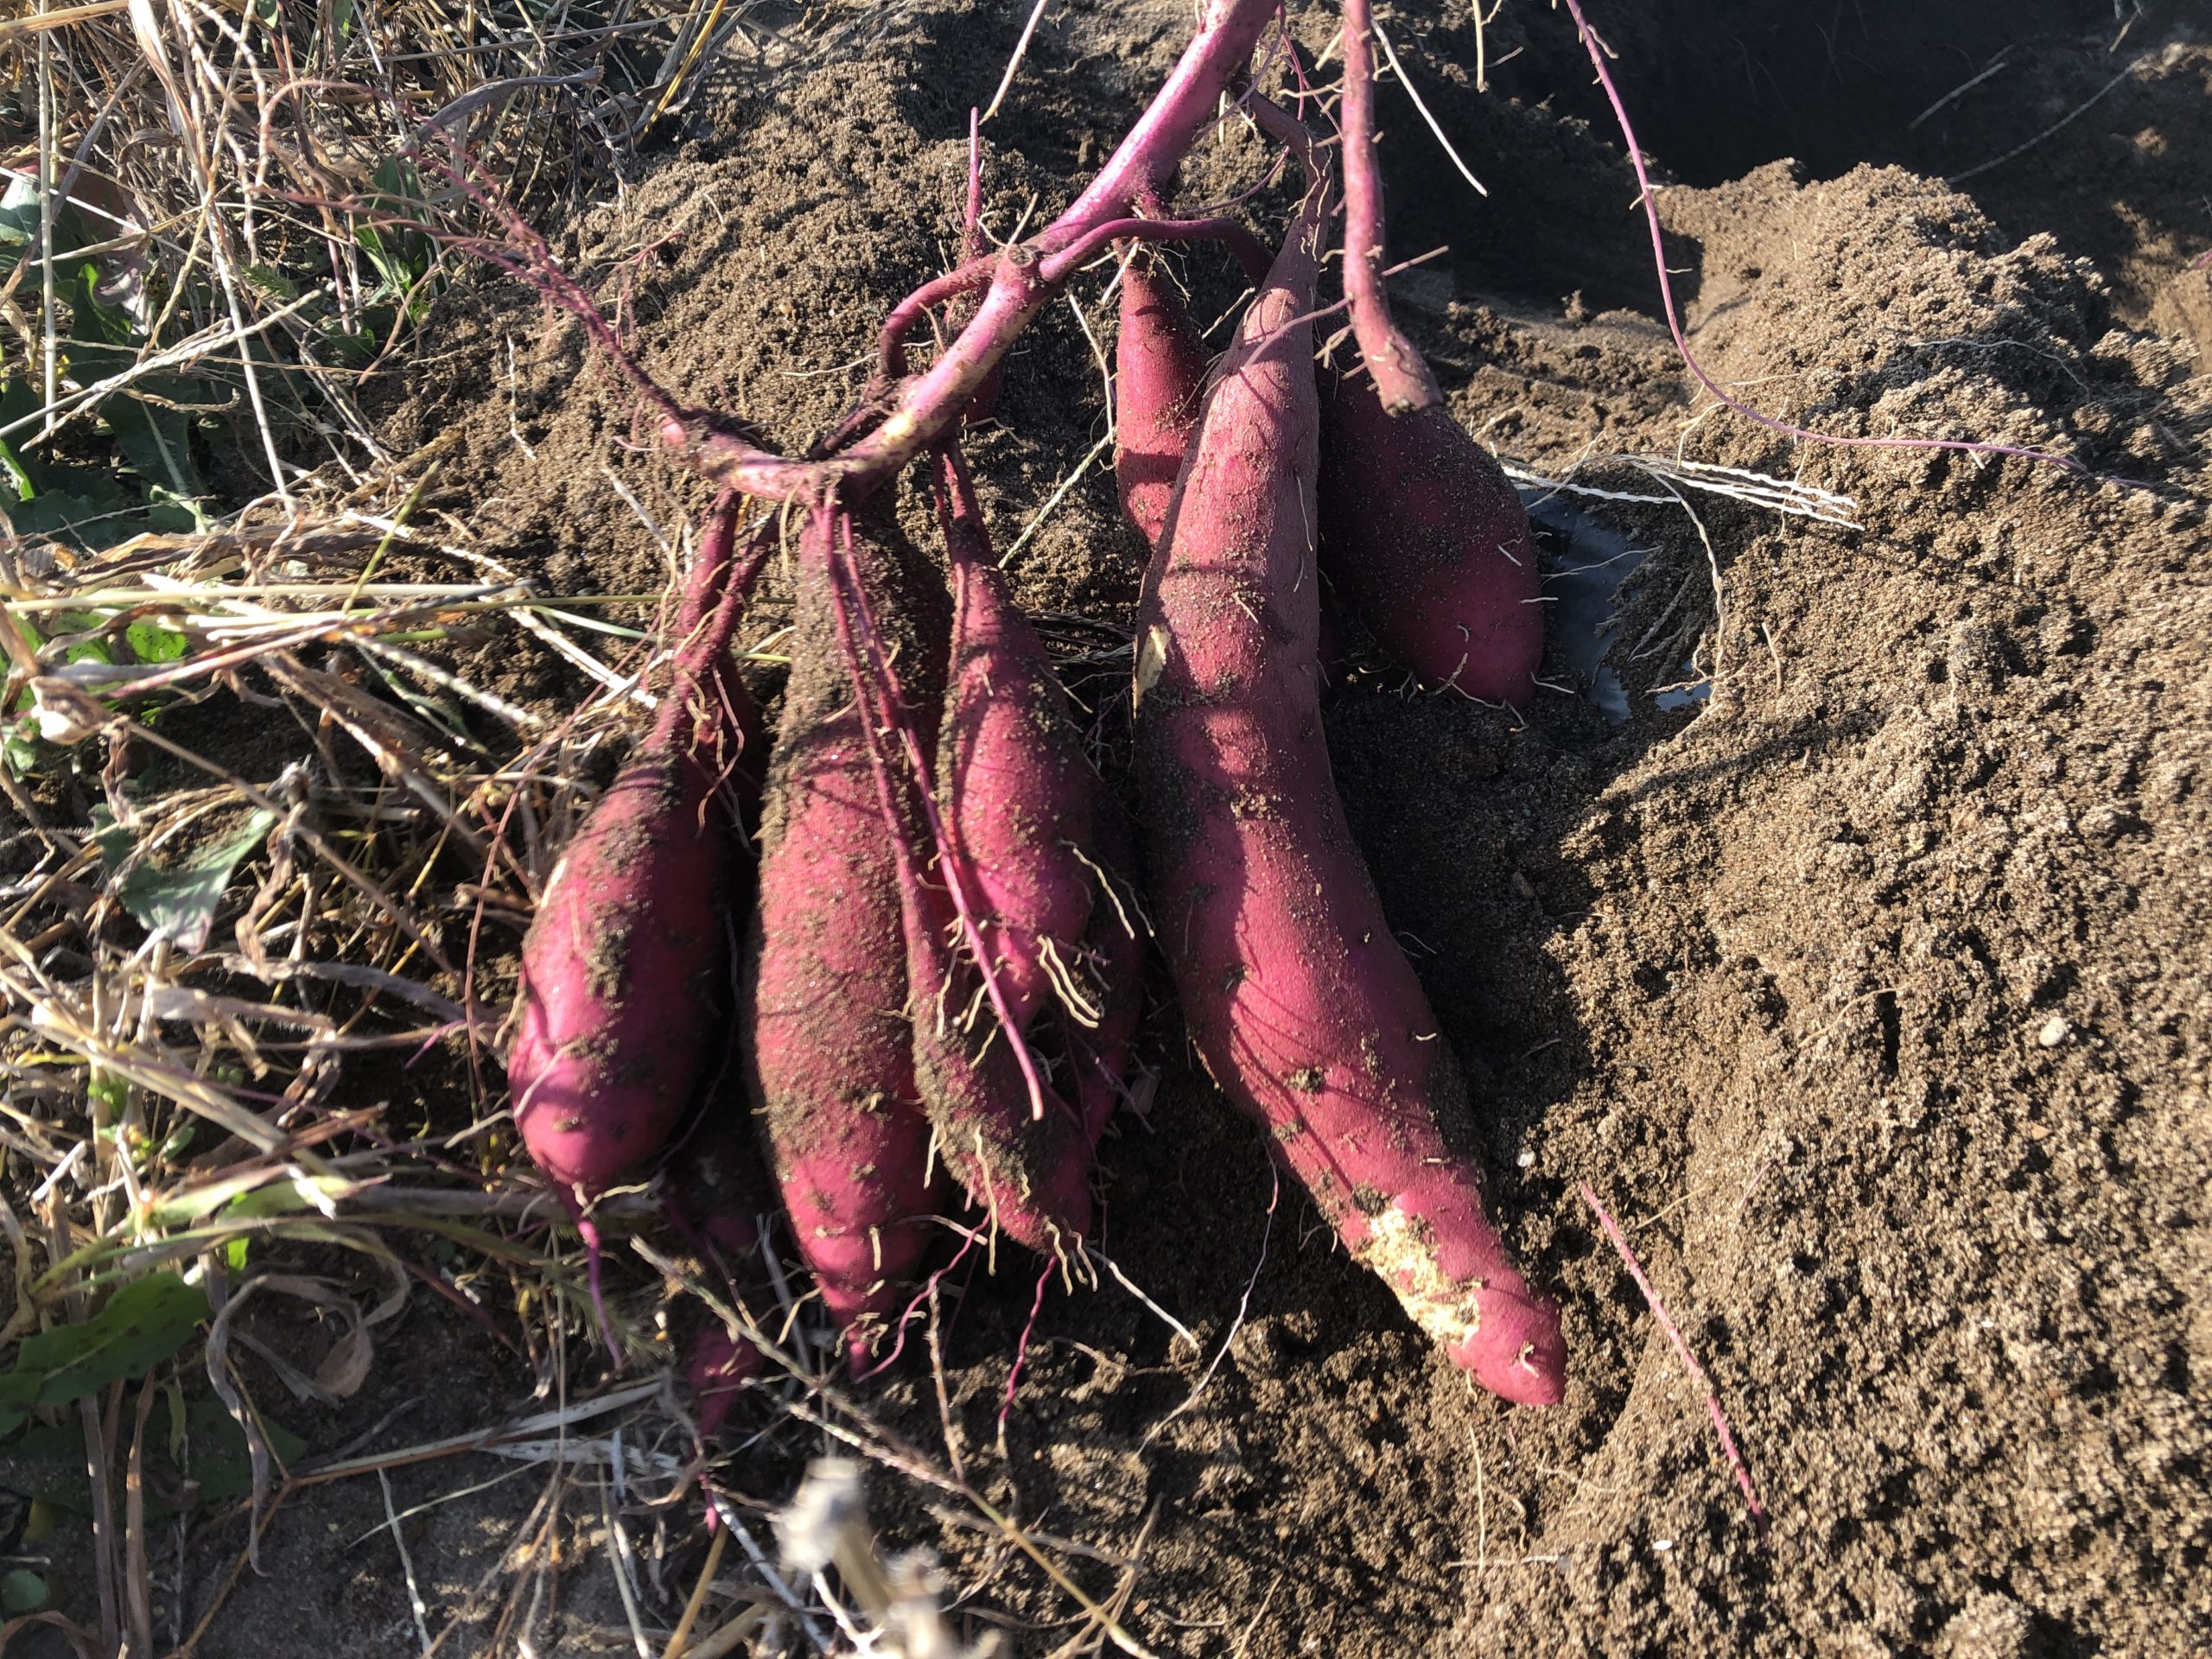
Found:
[1064,794,1146,1150]
[661,1110,769,1434]
[1115,251,1212,549]
[821,505,1095,1256]
[1317,371,1543,704]
[511,493,765,1199]
[897,868,1097,1255]
[743,509,944,1364]
[937,446,1099,1032]
[1133,189,1566,1406]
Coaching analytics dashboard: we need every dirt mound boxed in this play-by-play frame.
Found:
[263,1,2212,1653]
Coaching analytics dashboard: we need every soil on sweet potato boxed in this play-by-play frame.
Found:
[29,2,2209,1654]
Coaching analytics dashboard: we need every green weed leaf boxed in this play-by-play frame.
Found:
[1,1396,300,1516]
[0,1274,211,1433]
[94,807,276,950]
[187,1396,306,1503]
[18,1274,211,1398]
[242,264,298,302]
[125,620,189,665]
[0,1570,47,1615]
[0,1374,38,1438]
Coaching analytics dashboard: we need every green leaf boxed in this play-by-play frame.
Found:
[94,806,276,950]
[2,1395,301,1518]
[18,455,124,507]
[147,485,213,534]
[106,376,204,500]
[0,1570,46,1615]
[224,1175,354,1223]
[355,157,435,305]
[109,397,200,499]
[0,1372,40,1438]
[143,1168,351,1230]
[3,723,37,779]
[12,1273,210,1408]
[54,264,206,511]
[0,176,100,283]
[0,433,32,502]
[125,620,189,665]
[5,487,135,550]
[186,1395,305,1503]
[0,177,31,249]
[68,258,135,349]
[88,1068,127,1119]
[354,220,404,295]
[242,264,298,303]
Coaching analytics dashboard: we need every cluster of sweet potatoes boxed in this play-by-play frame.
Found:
[502,0,1565,1421]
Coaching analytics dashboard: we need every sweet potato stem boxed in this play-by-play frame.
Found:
[963,105,986,263]
[876,216,1272,386]
[668,0,1281,501]
[433,0,1286,503]
[1338,0,1442,414]
[1580,1181,1770,1536]
[1553,0,2093,480]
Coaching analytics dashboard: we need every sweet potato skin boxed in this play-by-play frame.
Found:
[1115,253,1212,549]
[743,512,942,1361]
[510,760,732,1193]
[899,875,1096,1254]
[937,449,1098,1033]
[1066,794,1146,1149]
[1317,372,1542,705]
[1134,194,1565,1406]
[511,499,760,1198]
[823,505,1095,1255]
[662,1113,767,1434]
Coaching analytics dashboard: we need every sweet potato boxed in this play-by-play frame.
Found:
[661,1111,768,1434]
[1133,190,1566,1405]
[898,877,1096,1255]
[511,493,765,1200]
[1064,794,1146,1149]
[1114,251,1212,549]
[937,447,1099,1032]
[666,498,771,836]
[744,509,943,1363]
[822,506,1095,1255]
[1317,371,1543,705]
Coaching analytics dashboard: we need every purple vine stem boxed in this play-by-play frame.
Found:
[877,215,1274,383]
[1339,0,1442,413]
[1556,0,2093,481]
[672,0,1283,500]
[1581,1182,1770,1538]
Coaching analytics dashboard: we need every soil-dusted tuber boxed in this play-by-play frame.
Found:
[742,510,944,1367]
[823,503,1098,1257]
[936,446,1103,1035]
[509,493,766,1203]
[1132,184,1566,1405]
[493,0,1561,1410]
[1114,251,1215,550]
[1318,370,1544,704]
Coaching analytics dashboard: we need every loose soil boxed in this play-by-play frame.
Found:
[21,1,2211,1654]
